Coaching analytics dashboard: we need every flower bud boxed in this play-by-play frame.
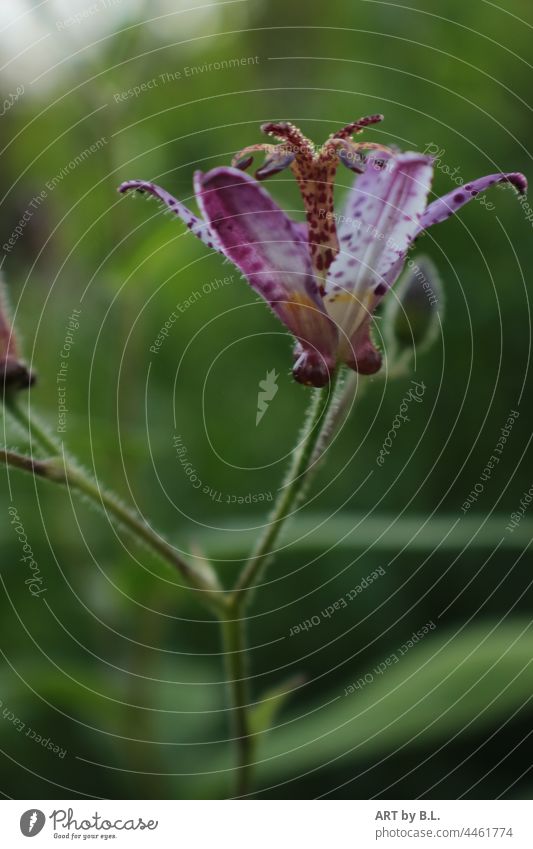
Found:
[0,277,34,392]
[384,255,443,359]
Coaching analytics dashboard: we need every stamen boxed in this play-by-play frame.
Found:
[236,118,387,286]
[260,122,315,159]
[234,154,254,171]
[336,141,395,173]
[256,149,296,180]
[334,140,365,173]
[232,144,276,171]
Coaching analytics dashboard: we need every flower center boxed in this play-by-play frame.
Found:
[233,116,388,289]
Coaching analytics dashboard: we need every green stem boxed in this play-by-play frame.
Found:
[218,371,341,797]
[303,366,353,491]
[1,448,52,478]
[65,464,219,602]
[5,369,343,799]
[232,369,341,608]
[6,394,61,457]
[305,360,410,484]
[3,396,225,614]
[221,615,253,797]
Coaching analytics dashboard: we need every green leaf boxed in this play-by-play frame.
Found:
[201,513,533,556]
[249,674,306,737]
[255,619,533,782]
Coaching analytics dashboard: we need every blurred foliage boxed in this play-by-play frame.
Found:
[0,0,532,799]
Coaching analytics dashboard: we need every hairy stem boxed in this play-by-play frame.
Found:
[305,360,409,486]
[6,396,61,458]
[232,370,340,608]
[217,372,340,797]
[3,396,224,613]
[1,448,54,478]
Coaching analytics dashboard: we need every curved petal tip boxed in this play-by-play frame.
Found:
[507,172,528,195]
[118,180,146,194]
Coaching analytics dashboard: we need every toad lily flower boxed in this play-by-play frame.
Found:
[119,117,527,387]
[0,278,34,392]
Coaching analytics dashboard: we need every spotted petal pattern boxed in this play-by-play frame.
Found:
[118,180,222,253]
[197,167,338,383]
[418,171,528,232]
[324,152,433,357]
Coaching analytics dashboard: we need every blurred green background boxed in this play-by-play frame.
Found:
[1,0,532,799]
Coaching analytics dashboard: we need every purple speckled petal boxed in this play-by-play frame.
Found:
[334,152,433,286]
[325,152,433,353]
[419,171,527,232]
[118,180,222,253]
[196,166,338,378]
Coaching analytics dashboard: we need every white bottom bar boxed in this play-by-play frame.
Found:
[1,800,531,847]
